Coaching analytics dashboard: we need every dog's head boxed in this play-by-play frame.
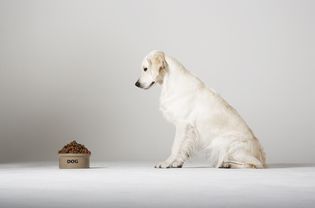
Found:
[135,50,167,89]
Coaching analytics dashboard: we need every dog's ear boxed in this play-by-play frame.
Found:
[153,51,167,71]
[146,58,152,66]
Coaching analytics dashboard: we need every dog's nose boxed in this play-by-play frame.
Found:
[135,81,141,87]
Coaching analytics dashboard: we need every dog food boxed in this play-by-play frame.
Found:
[58,140,91,155]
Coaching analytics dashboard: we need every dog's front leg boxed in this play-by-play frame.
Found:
[155,122,192,168]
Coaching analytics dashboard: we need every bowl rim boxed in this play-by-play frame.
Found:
[58,153,91,157]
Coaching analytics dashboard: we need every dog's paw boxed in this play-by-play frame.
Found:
[154,160,183,168]
[154,161,170,168]
[219,162,231,168]
[170,160,183,168]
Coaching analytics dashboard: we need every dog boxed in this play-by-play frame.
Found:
[135,50,266,168]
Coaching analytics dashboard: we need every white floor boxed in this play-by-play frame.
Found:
[0,162,315,208]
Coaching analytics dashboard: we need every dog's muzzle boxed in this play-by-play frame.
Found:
[135,81,155,89]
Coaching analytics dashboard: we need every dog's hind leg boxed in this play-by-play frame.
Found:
[224,151,265,169]
[155,123,197,168]
[207,136,265,169]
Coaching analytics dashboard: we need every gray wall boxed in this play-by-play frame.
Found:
[0,0,314,163]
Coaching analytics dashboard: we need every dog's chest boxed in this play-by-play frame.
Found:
[159,93,194,123]
[160,102,176,122]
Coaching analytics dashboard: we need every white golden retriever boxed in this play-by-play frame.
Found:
[135,50,266,168]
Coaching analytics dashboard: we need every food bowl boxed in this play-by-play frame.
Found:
[59,153,90,169]
[58,140,91,169]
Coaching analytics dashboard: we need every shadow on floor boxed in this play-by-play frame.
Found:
[182,163,315,169]
[89,166,107,169]
[182,166,211,169]
[267,163,315,168]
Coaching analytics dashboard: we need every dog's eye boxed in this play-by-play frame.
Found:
[143,67,147,72]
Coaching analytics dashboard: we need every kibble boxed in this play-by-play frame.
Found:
[58,140,91,154]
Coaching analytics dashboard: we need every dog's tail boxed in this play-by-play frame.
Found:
[258,140,267,168]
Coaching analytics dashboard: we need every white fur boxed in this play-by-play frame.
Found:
[136,50,266,169]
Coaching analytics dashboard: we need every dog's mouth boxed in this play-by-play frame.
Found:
[135,80,155,90]
[143,81,155,89]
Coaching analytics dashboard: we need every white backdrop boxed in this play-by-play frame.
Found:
[0,0,314,163]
